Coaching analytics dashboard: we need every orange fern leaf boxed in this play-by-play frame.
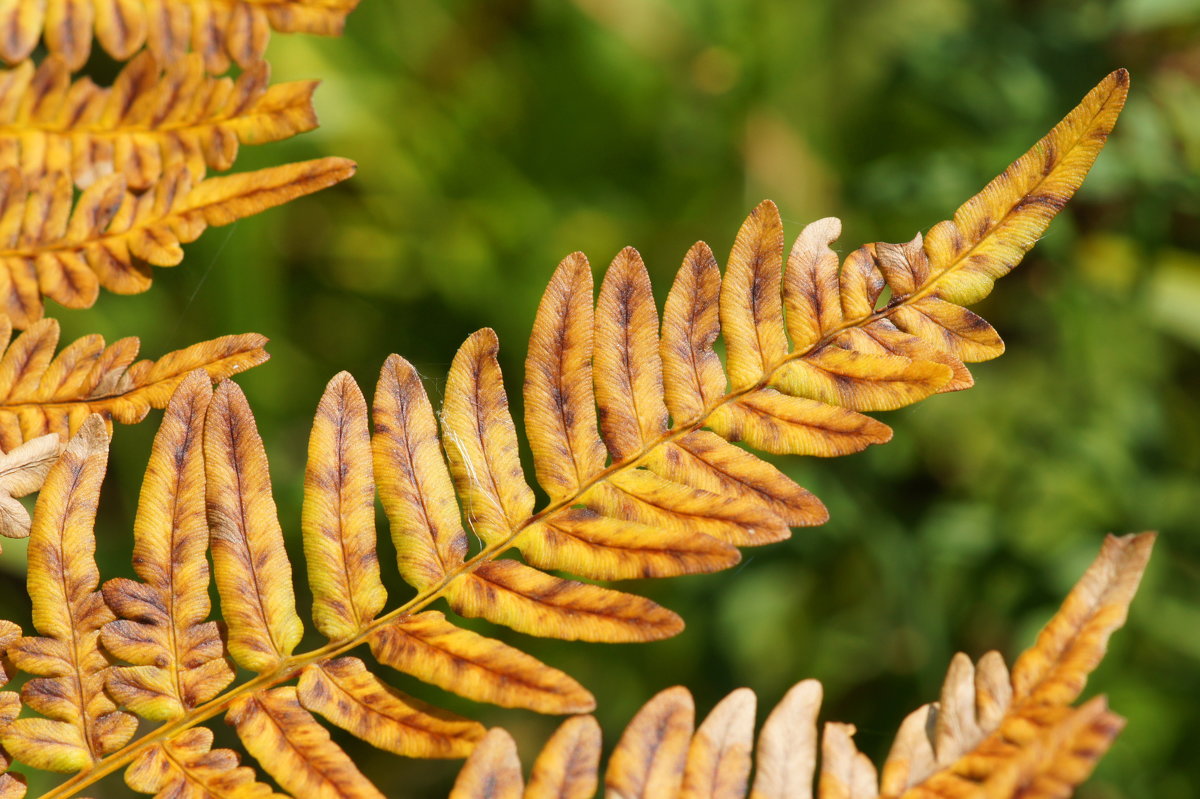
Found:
[123,727,282,799]
[0,620,23,798]
[1,417,137,773]
[205,380,305,673]
[0,157,355,327]
[0,53,319,189]
[99,372,234,722]
[449,534,1154,799]
[228,686,383,799]
[0,0,361,73]
[0,71,1128,799]
[0,317,268,450]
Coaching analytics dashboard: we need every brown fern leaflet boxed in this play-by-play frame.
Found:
[450,533,1154,799]
[0,70,1127,798]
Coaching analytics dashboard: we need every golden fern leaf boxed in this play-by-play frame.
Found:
[1,417,137,773]
[0,0,360,73]
[0,53,319,189]
[524,716,600,799]
[205,379,305,673]
[448,534,1154,799]
[0,620,23,798]
[99,371,234,722]
[228,686,383,799]
[123,727,282,799]
[0,156,355,327]
[3,71,1126,799]
[0,316,268,450]
[302,372,387,642]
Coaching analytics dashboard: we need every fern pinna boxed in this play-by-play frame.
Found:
[0,70,1127,798]
[451,533,1154,799]
[0,319,267,544]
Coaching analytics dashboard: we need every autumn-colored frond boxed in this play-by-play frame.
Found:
[0,157,355,327]
[0,316,267,451]
[0,620,24,798]
[100,372,233,721]
[449,534,1153,799]
[0,71,1128,799]
[0,323,267,550]
[1,417,137,773]
[0,53,319,190]
[0,0,361,73]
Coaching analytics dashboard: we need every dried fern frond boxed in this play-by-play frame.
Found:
[0,70,1125,799]
[0,156,355,327]
[0,317,267,451]
[0,319,267,546]
[450,533,1155,799]
[3,417,138,773]
[0,53,319,190]
[0,0,361,73]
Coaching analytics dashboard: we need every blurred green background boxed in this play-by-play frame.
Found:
[1,0,1197,796]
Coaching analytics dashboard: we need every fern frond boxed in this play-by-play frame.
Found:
[228,686,382,799]
[123,727,282,798]
[1,71,1125,799]
[296,657,485,759]
[205,379,305,674]
[99,372,233,722]
[0,157,355,327]
[449,534,1154,799]
[1,417,137,773]
[303,372,387,641]
[0,0,360,73]
[0,53,319,189]
[0,317,268,450]
[0,620,23,798]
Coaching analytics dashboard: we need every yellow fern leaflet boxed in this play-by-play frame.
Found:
[0,317,267,450]
[372,354,468,588]
[0,157,355,327]
[302,372,387,641]
[0,0,361,73]
[0,620,21,798]
[297,657,485,759]
[205,380,304,673]
[101,372,234,722]
[0,53,319,189]
[1,417,137,773]
[0,71,1128,799]
[124,727,281,798]
[524,716,601,799]
[368,611,593,715]
[449,534,1153,799]
[229,686,382,799]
